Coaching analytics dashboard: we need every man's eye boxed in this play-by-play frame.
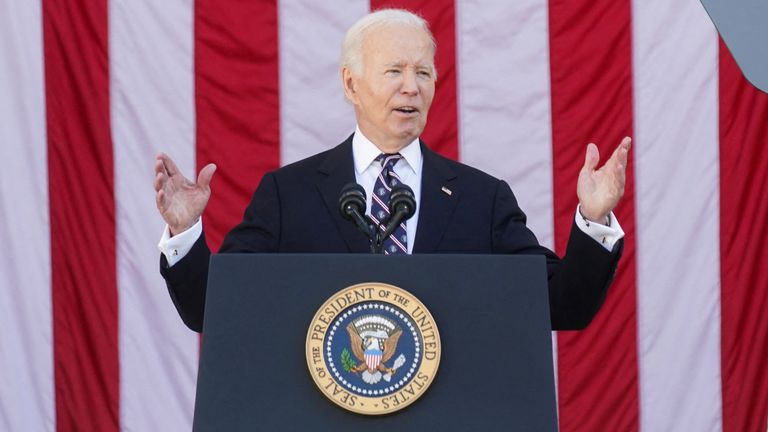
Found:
[418,70,432,78]
[386,69,400,74]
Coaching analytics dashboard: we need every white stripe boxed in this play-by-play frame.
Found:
[456,0,558,405]
[372,193,391,215]
[632,0,722,430]
[278,0,368,165]
[389,234,408,253]
[110,0,198,430]
[0,1,54,430]
[378,173,393,192]
[456,0,554,250]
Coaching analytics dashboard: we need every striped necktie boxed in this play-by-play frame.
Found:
[371,153,408,254]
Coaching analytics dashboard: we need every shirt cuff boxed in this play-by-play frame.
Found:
[157,219,203,267]
[574,205,624,251]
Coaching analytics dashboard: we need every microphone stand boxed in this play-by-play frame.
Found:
[373,207,411,254]
[343,202,379,253]
[338,183,381,253]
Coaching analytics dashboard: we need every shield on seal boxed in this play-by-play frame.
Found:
[364,348,383,370]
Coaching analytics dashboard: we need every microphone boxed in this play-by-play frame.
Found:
[339,183,376,250]
[378,184,417,248]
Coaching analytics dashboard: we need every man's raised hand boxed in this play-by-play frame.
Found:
[577,137,631,224]
[154,153,216,236]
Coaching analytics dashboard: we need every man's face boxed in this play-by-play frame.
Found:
[343,24,436,152]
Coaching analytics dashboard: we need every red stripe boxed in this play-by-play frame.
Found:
[548,0,638,431]
[719,40,768,432]
[369,0,459,160]
[42,0,119,429]
[195,0,281,251]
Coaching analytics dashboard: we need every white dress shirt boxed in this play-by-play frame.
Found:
[159,127,624,266]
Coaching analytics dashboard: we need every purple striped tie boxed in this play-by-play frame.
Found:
[371,153,408,254]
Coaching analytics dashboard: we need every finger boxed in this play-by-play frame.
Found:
[156,189,166,211]
[615,161,626,188]
[158,152,181,176]
[611,136,631,175]
[609,136,631,162]
[197,163,217,189]
[602,137,631,173]
[619,136,631,166]
[582,143,599,172]
[614,151,627,197]
[154,158,167,176]
[154,170,167,192]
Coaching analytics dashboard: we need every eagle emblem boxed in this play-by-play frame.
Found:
[307,283,441,415]
[345,315,407,384]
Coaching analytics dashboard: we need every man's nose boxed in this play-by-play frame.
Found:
[400,69,419,95]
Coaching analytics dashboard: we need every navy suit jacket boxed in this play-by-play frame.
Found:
[161,135,622,332]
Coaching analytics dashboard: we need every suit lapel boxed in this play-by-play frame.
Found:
[413,142,459,253]
[316,135,371,253]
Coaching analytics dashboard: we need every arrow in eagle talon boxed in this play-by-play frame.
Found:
[383,354,407,382]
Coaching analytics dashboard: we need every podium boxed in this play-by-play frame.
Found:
[193,254,558,431]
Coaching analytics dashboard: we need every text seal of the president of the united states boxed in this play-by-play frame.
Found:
[306,282,441,415]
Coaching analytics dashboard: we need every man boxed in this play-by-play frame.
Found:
[155,9,630,333]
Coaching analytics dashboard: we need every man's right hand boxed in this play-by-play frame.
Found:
[154,153,217,236]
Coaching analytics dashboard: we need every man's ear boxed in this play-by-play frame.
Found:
[341,67,358,104]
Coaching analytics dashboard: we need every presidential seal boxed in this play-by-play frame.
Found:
[306,282,441,415]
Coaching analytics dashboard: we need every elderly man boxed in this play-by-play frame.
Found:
[155,9,630,333]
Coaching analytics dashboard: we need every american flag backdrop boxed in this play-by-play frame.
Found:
[1,0,767,430]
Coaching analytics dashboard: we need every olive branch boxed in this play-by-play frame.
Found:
[340,348,357,372]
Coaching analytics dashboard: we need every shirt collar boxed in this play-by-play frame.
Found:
[352,125,422,176]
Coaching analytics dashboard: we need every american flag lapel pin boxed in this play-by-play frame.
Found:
[441,186,452,196]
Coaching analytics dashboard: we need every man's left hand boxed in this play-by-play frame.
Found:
[577,137,632,224]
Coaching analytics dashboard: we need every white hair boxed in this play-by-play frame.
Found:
[341,9,437,79]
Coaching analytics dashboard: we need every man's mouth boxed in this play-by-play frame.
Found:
[394,106,418,114]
